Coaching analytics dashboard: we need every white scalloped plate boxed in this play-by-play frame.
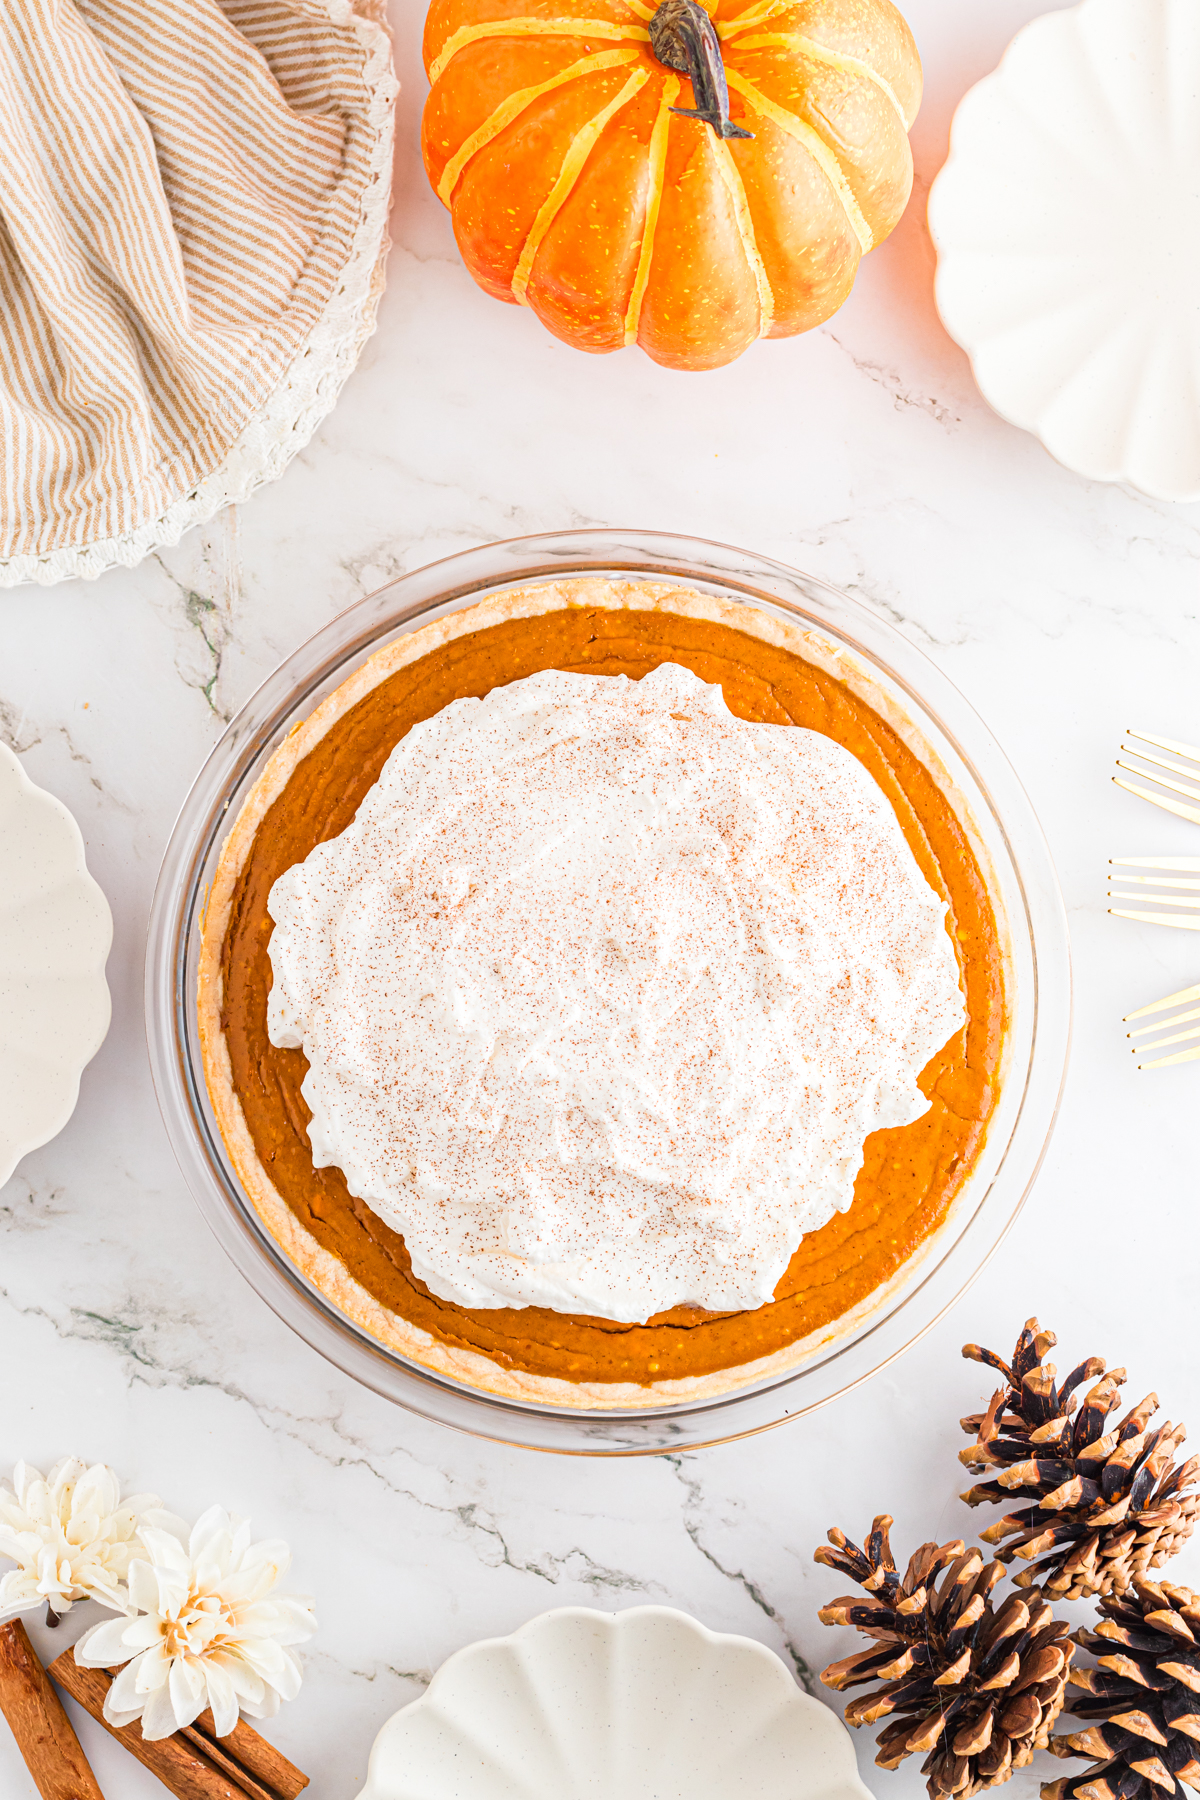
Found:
[929,0,1200,502]
[362,1606,874,1800]
[0,744,112,1185]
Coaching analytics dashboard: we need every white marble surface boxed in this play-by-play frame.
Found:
[3,1,1200,1795]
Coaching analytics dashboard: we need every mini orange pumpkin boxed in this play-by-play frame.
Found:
[422,0,922,371]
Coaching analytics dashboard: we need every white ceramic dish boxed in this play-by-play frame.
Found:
[0,744,112,1186]
[929,0,1200,503]
[362,1606,872,1800]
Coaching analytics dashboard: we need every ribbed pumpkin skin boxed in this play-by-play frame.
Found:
[422,0,921,370]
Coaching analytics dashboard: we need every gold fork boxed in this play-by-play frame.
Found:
[1125,979,1200,1069]
[1108,854,1200,929]
[1113,727,1200,825]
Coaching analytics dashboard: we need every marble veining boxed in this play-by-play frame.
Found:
[2,0,1199,1795]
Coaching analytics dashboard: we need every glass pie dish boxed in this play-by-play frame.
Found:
[145,529,1071,1454]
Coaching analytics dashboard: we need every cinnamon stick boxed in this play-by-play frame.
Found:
[0,1618,105,1800]
[48,1655,307,1800]
[186,1710,309,1800]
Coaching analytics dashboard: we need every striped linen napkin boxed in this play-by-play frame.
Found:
[0,0,395,588]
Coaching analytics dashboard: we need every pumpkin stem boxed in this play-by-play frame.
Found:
[649,0,753,140]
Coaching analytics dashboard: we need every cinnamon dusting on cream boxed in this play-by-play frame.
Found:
[265,663,966,1324]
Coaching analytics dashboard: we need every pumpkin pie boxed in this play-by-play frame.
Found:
[199,580,1006,1407]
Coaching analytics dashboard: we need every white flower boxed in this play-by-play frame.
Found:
[0,1459,160,1621]
[74,1506,316,1740]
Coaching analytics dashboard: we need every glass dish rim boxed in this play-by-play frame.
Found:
[145,527,1072,1455]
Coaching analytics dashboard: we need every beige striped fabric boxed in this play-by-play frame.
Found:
[0,0,395,587]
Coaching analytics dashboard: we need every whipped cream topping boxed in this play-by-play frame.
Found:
[265,663,966,1324]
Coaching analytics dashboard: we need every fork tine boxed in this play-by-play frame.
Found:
[1111,856,1200,870]
[1114,758,1200,807]
[1109,907,1200,929]
[1109,891,1200,910]
[1130,1022,1200,1052]
[1127,728,1200,765]
[1112,777,1200,827]
[1129,1004,1200,1040]
[1139,1042,1200,1070]
[1119,745,1200,788]
[1108,873,1200,890]
[1125,980,1200,1020]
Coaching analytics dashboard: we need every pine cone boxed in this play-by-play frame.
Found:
[960,1319,1199,1601]
[1042,1577,1200,1800]
[815,1514,1074,1799]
